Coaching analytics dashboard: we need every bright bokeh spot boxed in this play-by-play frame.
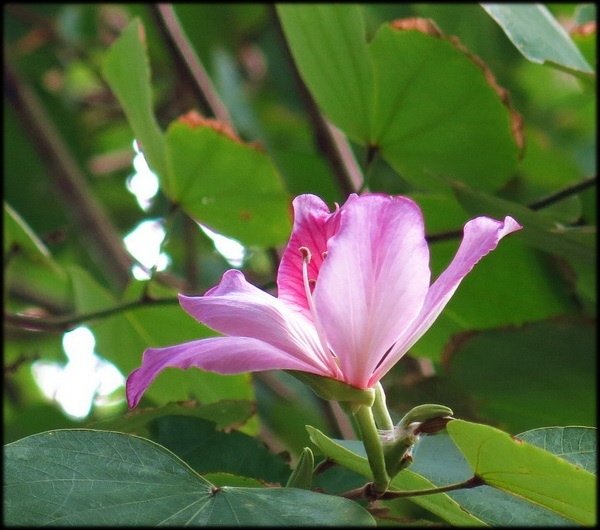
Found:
[126,140,160,211]
[199,223,246,268]
[31,326,125,420]
[124,219,170,280]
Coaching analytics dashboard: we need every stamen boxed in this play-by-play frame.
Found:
[321,251,328,260]
[299,246,311,262]
[300,245,343,379]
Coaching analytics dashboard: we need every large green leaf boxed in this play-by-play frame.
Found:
[165,121,291,246]
[306,426,485,526]
[481,4,594,76]
[447,420,596,525]
[277,4,520,191]
[440,319,596,433]
[102,18,167,180]
[4,429,375,526]
[410,432,574,526]
[276,4,373,144]
[368,24,519,191]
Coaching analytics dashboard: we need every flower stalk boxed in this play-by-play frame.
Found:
[354,404,390,495]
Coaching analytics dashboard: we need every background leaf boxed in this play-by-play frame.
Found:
[481,4,594,76]
[278,4,521,191]
[517,426,597,474]
[165,120,291,246]
[102,18,168,180]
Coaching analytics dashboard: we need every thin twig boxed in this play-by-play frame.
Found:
[529,175,596,211]
[342,475,484,501]
[426,176,597,244]
[153,3,233,126]
[4,56,134,289]
[4,297,179,333]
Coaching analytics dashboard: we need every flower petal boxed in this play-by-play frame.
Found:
[126,336,325,408]
[277,194,341,311]
[314,194,431,388]
[179,269,337,376]
[369,215,522,385]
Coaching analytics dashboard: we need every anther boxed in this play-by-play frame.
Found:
[299,246,311,262]
[321,251,328,260]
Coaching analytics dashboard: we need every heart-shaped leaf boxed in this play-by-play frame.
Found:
[4,429,375,526]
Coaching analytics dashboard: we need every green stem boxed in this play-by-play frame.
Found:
[355,405,390,495]
[372,382,394,431]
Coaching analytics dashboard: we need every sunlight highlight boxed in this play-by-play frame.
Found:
[31,326,125,420]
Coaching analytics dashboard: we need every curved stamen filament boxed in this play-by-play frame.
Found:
[299,247,343,379]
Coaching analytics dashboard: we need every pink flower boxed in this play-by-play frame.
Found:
[126,194,521,408]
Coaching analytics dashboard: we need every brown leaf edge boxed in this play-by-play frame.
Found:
[390,17,525,157]
[177,109,265,152]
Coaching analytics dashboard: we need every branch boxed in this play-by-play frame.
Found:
[529,175,596,211]
[269,5,364,195]
[4,297,179,333]
[4,56,134,289]
[426,176,597,244]
[152,3,233,126]
[342,475,484,501]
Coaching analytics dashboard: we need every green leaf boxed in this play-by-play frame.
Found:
[276,4,374,143]
[306,426,485,526]
[153,416,291,485]
[277,5,520,191]
[453,181,596,266]
[102,18,167,180]
[440,319,596,433]
[86,399,256,438]
[411,432,574,526]
[165,121,291,246]
[481,4,594,76]
[4,203,72,313]
[517,426,597,474]
[447,419,596,525]
[368,24,519,191]
[4,429,375,526]
[4,203,53,264]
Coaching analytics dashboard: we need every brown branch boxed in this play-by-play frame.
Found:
[342,475,484,501]
[4,56,134,289]
[152,3,233,126]
[426,176,597,244]
[529,175,596,211]
[269,5,364,196]
[4,296,179,333]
